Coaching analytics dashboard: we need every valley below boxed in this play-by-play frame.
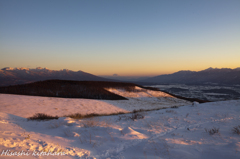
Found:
[150,84,240,102]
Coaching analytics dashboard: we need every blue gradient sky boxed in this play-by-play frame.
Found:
[0,0,239,76]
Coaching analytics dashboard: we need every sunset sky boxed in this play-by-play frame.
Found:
[0,0,239,76]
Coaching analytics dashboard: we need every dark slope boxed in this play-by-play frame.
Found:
[0,80,138,100]
[0,80,209,103]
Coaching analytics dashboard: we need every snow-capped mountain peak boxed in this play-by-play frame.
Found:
[0,67,113,86]
[1,67,15,71]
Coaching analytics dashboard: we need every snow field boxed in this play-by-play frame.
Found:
[0,98,240,158]
[0,87,191,118]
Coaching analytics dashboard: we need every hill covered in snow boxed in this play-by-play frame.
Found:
[0,85,192,118]
[0,80,206,103]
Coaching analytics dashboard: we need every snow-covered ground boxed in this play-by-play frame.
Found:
[0,89,240,158]
[0,87,191,118]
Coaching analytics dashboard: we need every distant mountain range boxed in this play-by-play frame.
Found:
[141,67,240,85]
[1,67,240,87]
[0,67,112,86]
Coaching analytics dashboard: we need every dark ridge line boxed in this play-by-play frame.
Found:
[0,79,208,103]
[0,80,134,100]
